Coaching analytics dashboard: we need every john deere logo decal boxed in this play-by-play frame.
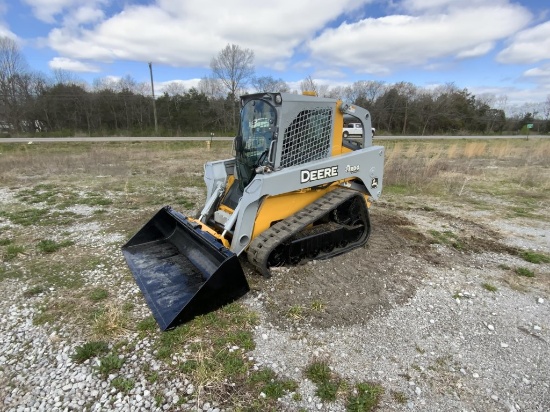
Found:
[300,166,338,183]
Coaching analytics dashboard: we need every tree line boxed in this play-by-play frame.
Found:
[1,38,548,137]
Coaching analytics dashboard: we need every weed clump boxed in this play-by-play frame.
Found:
[249,368,298,400]
[23,285,46,298]
[37,239,74,253]
[71,341,109,363]
[95,353,125,377]
[305,360,342,402]
[347,382,384,412]
[89,287,109,302]
[515,267,535,278]
[520,251,550,264]
[111,376,135,393]
[4,244,24,261]
[482,283,498,292]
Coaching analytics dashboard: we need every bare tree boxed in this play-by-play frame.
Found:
[92,76,117,92]
[198,75,225,100]
[251,75,289,93]
[162,81,187,97]
[0,37,27,80]
[210,44,254,130]
[543,94,550,120]
[317,84,330,98]
[300,75,317,95]
[325,86,344,99]
[0,36,31,132]
[51,69,82,86]
[210,44,255,101]
[344,80,386,106]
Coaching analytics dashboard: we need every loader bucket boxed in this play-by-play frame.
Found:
[122,206,249,331]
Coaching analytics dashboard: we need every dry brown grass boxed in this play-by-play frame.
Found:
[91,302,130,340]
[383,138,550,198]
[463,142,487,158]
[0,141,234,185]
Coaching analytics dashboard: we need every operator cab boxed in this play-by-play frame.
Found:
[235,97,277,190]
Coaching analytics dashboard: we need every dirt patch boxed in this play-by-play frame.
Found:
[244,203,549,330]
[245,208,436,328]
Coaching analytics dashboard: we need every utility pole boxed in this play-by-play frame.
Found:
[148,62,158,135]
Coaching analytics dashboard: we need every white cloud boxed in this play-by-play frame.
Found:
[456,42,494,58]
[49,56,101,72]
[313,69,347,79]
[0,24,16,39]
[63,5,105,27]
[497,21,550,64]
[400,0,511,13]
[469,83,550,110]
[22,0,108,24]
[17,0,548,108]
[44,0,377,70]
[308,3,531,74]
[523,64,550,80]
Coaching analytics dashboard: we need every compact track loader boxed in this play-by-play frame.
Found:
[122,92,384,330]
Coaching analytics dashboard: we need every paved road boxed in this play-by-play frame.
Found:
[0,134,546,143]
[0,136,235,143]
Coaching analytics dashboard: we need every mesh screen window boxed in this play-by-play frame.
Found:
[280,108,333,168]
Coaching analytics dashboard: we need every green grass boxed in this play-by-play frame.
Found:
[287,305,305,320]
[151,303,262,404]
[303,360,386,409]
[316,380,342,402]
[310,299,325,312]
[15,185,59,204]
[508,207,538,219]
[80,193,113,206]
[155,303,258,361]
[346,382,384,412]
[305,360,332,383]
[136,316,158,333]
[4,244,25,260]
[28,261,85,289]
[89,288,109,302]
[111,377,135,393]
[515,267,535,278]
[1,208,49,226]
[214,330,255,352]
[384,184,408,195]
[37,239,74,253]
[520,251,550,264]
[305,360,342,402]
[95,353,125,377]
[482,282,498,292]
[71,341,109,363]
[22,285,46,298]
[32,309,57,326]
[0,208,78,227]
[428,230,464,250]
[0,238,13,246]
[249,368,298,400]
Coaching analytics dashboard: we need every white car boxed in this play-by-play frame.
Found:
[343,123,376,138]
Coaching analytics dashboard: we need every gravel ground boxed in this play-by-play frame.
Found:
[1,188,549,411]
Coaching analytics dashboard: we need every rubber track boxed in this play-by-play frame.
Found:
[247,186,366,277]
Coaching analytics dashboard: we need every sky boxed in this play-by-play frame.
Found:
[2,0,549,114]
